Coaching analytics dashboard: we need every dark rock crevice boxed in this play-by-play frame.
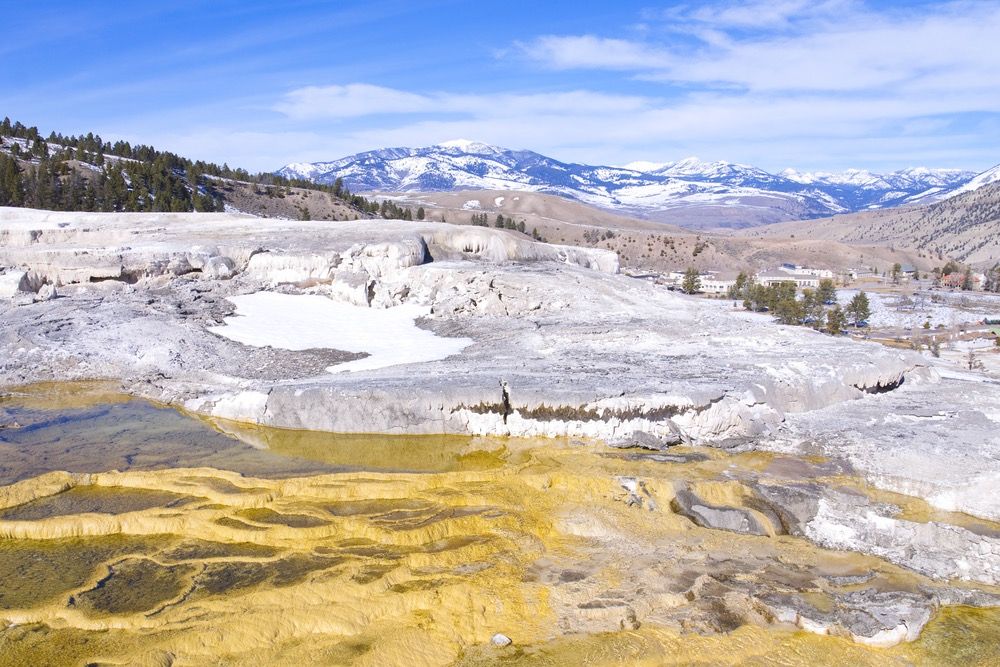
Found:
[855,375,905,394]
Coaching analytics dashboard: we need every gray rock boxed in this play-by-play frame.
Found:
[751,482,823,535]
[762,589,935,647]
[804,488,1000,585]
[202,256,236,280]
[33,283,57,302]
[670,487,773,536]
[490,633,512,647]
[618,477,657,511]
[608,429,684,450]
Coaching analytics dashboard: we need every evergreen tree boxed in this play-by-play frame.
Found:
[727,271,752,301]
[800,289,824,327]
[681,267,701,294]
[416,206,425,220]
[774,295,805,325]
[816,278,836,305]
[0,116,391,219]
[826,305,846,335]
[0,154,24,206]
[847,291,872,325]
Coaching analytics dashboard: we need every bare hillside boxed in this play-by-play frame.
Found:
[386,189,935,275]
[744,182,1000,267]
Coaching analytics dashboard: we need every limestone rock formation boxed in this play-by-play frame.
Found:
[0,206,998,553]
[0,269,30,297]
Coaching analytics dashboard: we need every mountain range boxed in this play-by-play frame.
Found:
[277,140,999,229]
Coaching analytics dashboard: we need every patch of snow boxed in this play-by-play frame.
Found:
[208,292,472,373]
[944,164,1000,198]
[837,289,994,329]
[461,199,481,210]
[437,139,479,150]
[621,160,669,173]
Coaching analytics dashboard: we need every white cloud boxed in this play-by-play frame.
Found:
[668,0,854,30]
[274,85,650,120]
[512,35,675,71]
[265,77,1000,168]
[518,2,1000,94]
[173,2,1000,173]
[274,84,436,119]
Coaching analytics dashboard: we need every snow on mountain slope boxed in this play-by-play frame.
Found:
[277,142,988,228]
[944,164,1000,198]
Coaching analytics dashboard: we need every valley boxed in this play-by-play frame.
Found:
[279,140,997,230]
[382,189,937,275]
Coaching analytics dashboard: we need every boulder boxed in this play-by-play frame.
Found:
[187,245,221,269]
[33,283,57,302]
[328,270,372,306]
[202,256,236,280]
[167,256,195,276]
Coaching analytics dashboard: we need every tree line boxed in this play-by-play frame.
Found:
[0,117,414,219]
[469,212,545,241]
[678,269,872,336]
[729,274,870,334]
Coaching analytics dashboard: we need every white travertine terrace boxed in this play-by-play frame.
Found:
[1,207,998,531]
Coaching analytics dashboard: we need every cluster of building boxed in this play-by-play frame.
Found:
[655,263,992,294]
[659,264,833,294]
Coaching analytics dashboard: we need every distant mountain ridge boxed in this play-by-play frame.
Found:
[277,141,993,229]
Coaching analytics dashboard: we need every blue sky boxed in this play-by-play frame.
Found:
[2,0,998,173]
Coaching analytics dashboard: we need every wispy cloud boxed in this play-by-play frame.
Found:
[656,0,855,31]
[19,0,994,173]
[275,84,437,119]
[518,2,1000,95]
[274,84,650,120]
[511,35,675,71]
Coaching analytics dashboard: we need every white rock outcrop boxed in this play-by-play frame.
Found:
[0,270,30,298]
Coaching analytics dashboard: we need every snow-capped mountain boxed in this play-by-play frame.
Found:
[277,142,987,228]
[941,164,1000,199]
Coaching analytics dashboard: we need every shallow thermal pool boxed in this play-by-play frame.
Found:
[0,382,998,666]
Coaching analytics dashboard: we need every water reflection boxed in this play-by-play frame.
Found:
[0,382,507,483]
